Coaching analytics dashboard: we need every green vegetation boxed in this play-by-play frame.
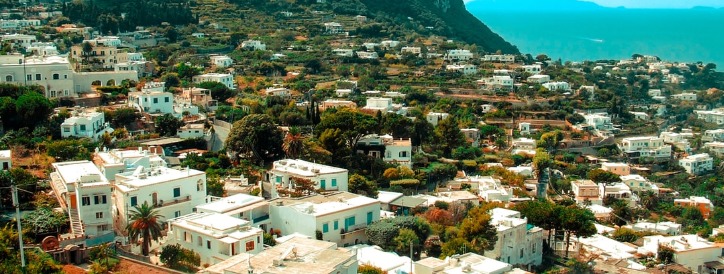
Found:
[160,243,202,272]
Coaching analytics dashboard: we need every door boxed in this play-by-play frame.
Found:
[70,194,77,209]
[152,192,158,205]
[320,180,326,190]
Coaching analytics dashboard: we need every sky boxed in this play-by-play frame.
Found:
[463,0,724,9]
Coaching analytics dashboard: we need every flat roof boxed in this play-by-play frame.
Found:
[115,166,204,191]
[196,194,266,213]
[52,161,109,186]
[172,213,261,238]
[389,196,427,208]
[272,159,347,176]
[139,137,185,146]
[0,150,10,159]
[273,192,378,217]
[376,191,403,204]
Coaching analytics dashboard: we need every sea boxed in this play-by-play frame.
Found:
[469,8,724,66]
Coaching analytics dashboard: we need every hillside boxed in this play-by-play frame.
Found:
[358,0,519,54]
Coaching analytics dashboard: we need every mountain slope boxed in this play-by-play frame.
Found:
[360,0,519,54]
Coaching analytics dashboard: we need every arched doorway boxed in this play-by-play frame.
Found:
[106,79,116,86]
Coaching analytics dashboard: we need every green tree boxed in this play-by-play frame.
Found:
[458,207,498,255]
[316,108,377,152]
[155,114,183,137]
[225,114,284,165]
[441,237,472,257]
[159,243,201,272]
[657,245,675,264]
[126,202,163,256]
[198,81,236,104]
[358,264,386,274]
[22,207,68,237]
[206,176,225,197]
[348,174,378,198]
[611,228,639,243]
[587,169,621,185]
[560,205,597,257]
[434,116,465,157]
[15,91,53,129]
[89,243,118,274]
[107,107,139,128]
[282,127,304,159]
[393,228,420,259]
[45,139,95,161]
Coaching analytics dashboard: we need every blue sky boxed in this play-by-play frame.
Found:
[463,0,724,9]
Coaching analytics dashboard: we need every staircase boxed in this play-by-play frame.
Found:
[68,209,84,238]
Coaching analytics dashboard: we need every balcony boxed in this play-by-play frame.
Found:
[154,195,191,208]
[340,225,366,239]
[253,215,270,224]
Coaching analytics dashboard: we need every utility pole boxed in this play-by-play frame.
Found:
[11,185,26,269]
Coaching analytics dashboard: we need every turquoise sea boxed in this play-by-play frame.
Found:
[469,8,724,66]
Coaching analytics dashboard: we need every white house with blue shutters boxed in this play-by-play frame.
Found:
[269,192,379,247]
[267,159,348,198]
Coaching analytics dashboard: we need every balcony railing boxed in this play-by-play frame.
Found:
[154,195,191,208]
[253,215,270,224]
[340,226,366,240]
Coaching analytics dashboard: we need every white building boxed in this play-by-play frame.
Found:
[0,55,75,98]
[351,245,412,274]
[671,92,697,101]
[1,34,37,50]
[200,235,358,274]
[477,75,514,91]
[380,40,400,49]
[526,74,550,84]
[512,138,537,155]
[620,136,672,160]
[461,128,480,147]
[465,176,512,202]
[335,89,353,97]
[445,64,478,75]
[177,124,206,139]
[27,42,59,56]
[583,113,613,130]
[444,49,473,61]
[267,159,349,196]
[356,51,379,59]
[332,49,354,57]
[521,64,542,75]
[660,131,692,153]
[638,235,721,272]
[320,99,357,111]
[210,55,233,68]
[679,153,713,175]
[0,150,10,171]
[624,221,681,236]
[401,47,421,55]
[269,192,380,246]
[362,97,393,112]
[489,208,544,267]
[483,54,515,63]
[703,141,724,157]
[696,108,724,125]
[356,134,412,167]
[93,147,166,181]
[674,196,714,219]
[241,40,266,51]
[600,162,630,176]
[0,19,41,30]
[61,109,113,141]
[575,234,638,260]
[620,174,659,194]
[542,81,571,91]
[426,112,450,127]
[113,166,207,229]
[195,194,271,230]
[166,213,264,265]
[128,90,174,114]
[324,22,344,34]
[193,73,235,90]
[414,253,513,274]
[703,129,724,142]
[50,161,113,239]
[599,182,634,205]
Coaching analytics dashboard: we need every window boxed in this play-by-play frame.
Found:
[276,176,282,183]
[184,232,192,242]
[175,211,181,218]
[95,212,103,219]
[35,74,41,80]
[63,127,70,132]
[331,179,337,187]
[94,195,99,204]
[98,224,109,231]
[26,74,31,81]
[5,75,12,82]
[322,223,329,233]
[520,248,524,258]
[197,236,202,247]
[52,73,59,80]
[344,216,355,230]
[164,97,170,103]
[367,211,373,225]
[130,196,137,207]
[153,98,158,104]
[80,125,86,131]
[197,180,204,191]
[333,220,339,230]
[64,74,68,79]
[82,196,91,206]
[207,240,211,249]
[246,241,255,251]
[173,187,181,197]
[399,151,408,157]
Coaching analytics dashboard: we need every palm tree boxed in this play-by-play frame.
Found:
[126,202,163,256]
[282,126,304,159]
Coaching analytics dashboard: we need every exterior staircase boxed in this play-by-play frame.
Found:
[68,208,84,239]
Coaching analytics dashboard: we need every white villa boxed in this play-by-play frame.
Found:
[61,109,113,140]
[167,213,264,265]
[93,147,166,181]
[193,73,235,90]
[267,159,349,197]
[269,192,380,246]
[489,208,544,267]
[195,194,271,231]
[356,134,412,167]
[620,136,672,161]
[679,153,714,175]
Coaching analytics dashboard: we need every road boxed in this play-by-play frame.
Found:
[210,124,230,152]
